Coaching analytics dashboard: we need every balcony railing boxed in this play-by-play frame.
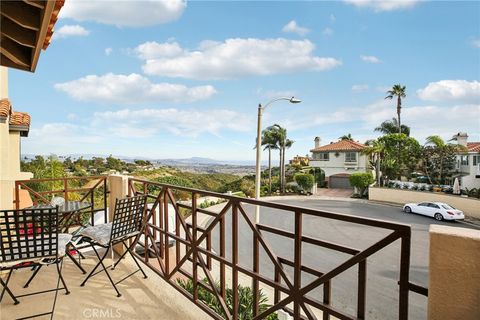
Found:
[128,177,427,320]
[14,175,109,225]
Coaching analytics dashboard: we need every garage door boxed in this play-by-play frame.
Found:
[329,175,352,189]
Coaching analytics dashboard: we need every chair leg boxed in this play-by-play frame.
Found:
[111,240,135,270]
[80,244,106,287]
[56,259,70,295]
[66,248,87,274]
[93,246,122,297]
[0,272,19,305]
[125,241,148,279]
[23,265,42,288]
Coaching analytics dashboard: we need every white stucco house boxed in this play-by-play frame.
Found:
[451,132,480,190]
[310,137,368,188]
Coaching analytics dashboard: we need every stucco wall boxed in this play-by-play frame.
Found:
[310,151,368,177]
[369,187,480,218]
[428,225,480,319]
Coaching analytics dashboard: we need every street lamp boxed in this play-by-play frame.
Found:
[255,96,301,223]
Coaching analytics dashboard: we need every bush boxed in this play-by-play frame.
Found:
[349,172,374,197]
[294,174,314,192]
[177,278,278,320]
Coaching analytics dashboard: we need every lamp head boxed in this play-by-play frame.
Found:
[289,97,302,104]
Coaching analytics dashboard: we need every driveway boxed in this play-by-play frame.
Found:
[315,188,353,198]
[209,199,477,320]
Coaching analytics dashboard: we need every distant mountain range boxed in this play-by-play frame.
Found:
[22,154,261,166]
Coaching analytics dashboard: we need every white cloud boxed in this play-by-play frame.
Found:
[282,20,310,36]
[322,28,334,36]
[471,39,480,48]
[360,55,382,63]
[92,108,252,137]
[136,38,342,80]
[105,48,113,56]
[417,80,480,103]
[54,73,217,104]
[60,0,186,27]
[256,88,297,100]
[330,14,336,23]
[344,0,419,12]
[67,113,78,120]
[54,24,90,39]
[352,84,369,92]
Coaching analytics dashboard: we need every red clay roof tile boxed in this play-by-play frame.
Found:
[0,98,12,117]
[310,140,365,152]
[467,142,480,152]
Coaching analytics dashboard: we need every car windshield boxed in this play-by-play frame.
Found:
[441,204,454,209]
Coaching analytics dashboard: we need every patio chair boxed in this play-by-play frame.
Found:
[0,207,71,319]
[79,195,148,297]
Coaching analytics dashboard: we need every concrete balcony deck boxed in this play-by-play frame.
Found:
[1,249,211,320]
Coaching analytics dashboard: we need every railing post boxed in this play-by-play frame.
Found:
[192,191,198,301]
[293,211,302,319]
[232,202,239,320]
[220,212,226,299]
[399,227,411,320]
[63,178,68,202]
[164,187,170,277]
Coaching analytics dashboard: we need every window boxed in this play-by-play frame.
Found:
[345,152,357,163]
[418,203,429,207]
[318,152,329,161]
[460,155,469,166]
[473,155,480,166]
[428,203,440,209]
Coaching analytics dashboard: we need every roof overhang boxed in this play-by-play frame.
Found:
[0,0,64,72]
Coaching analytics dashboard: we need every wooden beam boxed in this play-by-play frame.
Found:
[0,35,31,68]
[0,53,29,70]
[0,1,41,31]
[30,0,55,72]
[1,16,36,48]
[23,0,46,10]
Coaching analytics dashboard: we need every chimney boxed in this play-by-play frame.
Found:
[452,132,468,147]
[314,137,321,148]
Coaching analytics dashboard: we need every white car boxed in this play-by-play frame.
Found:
[403,202,464,221]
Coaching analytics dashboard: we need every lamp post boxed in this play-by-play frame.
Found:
[254,96,301,223]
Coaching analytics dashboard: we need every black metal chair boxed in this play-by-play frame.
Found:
[79,195,148,297]
[0,207,71,319]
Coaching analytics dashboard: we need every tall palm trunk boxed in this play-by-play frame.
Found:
[278,149,282,193]
[281,145,286,193]
[397,96,402,134]
[268,147,272,195]
[376,154,381,186]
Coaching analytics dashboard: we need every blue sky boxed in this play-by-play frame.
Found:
[9,0,480,161]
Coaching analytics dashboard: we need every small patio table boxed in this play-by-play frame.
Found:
[27,201,93,274]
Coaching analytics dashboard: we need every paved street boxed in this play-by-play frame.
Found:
[210,198,478,320]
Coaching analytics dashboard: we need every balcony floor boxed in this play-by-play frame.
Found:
[1,249,210,320]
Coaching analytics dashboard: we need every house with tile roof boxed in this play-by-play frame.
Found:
[310,137,368,188]
[451,132,480,190]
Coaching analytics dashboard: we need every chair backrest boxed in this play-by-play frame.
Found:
[0,207,59,265]
[110,195,147,243]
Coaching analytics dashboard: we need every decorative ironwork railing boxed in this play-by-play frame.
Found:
[15,176,108,225]
[129,177,427,320]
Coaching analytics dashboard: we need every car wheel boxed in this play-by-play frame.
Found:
[434,213,443,221]
[404,206,412,213]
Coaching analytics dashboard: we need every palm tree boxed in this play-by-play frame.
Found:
[339,133,353,141]
[261,127,279,195]
[267,124,294,194]
[375,118,410,136]
[385,85,406,134]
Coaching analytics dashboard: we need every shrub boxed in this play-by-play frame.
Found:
[294,173,315,192]
[349,172,374,197]
[177,278,278,320]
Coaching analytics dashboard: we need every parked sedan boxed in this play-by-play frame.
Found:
[402,202,464,221]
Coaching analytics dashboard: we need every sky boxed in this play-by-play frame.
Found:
[9,0,480,162]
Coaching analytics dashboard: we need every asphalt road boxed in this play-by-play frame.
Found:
[210,199,478,320]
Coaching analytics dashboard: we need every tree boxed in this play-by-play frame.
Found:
[295,174,314,192]
[349,172,374,197]
[362,139,386,186]
[263,124,294,194]
[261,127,279,195]
[377,133,421,180]
[385,84,406,134]
[339,133,353,141]
[375,118,410,136]
[423,135,467,184]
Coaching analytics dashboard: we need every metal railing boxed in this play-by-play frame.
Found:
[129,177,427,320]
[15,176,108,225]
